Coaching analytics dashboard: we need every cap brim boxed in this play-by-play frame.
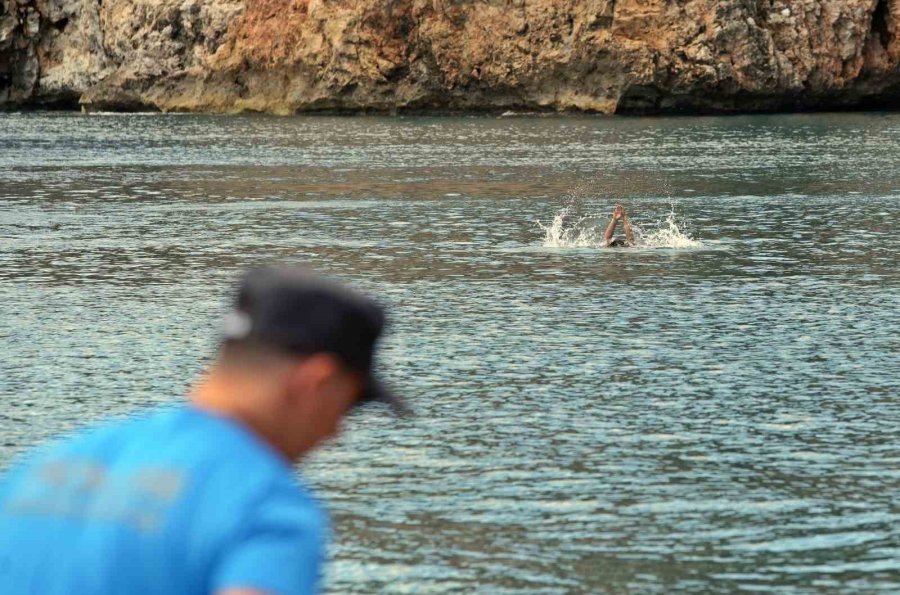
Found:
[359,375,411,417]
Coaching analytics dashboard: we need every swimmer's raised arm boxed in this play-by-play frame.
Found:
[604,203,624,245]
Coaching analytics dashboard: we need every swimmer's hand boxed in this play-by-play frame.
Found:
[613,203,625,220]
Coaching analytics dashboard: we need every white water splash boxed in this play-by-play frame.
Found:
[538,206,605,247]
[633,209,703,248]
[539,205,702,249]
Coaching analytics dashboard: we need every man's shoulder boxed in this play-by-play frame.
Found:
[24,406,292,484]
[149,407,313,507]
[3,408,162,468]
[12,406,321,530]
[40,406,190,457]
[5,405,312,503]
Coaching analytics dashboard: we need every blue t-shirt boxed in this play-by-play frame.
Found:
[0,406,327,595]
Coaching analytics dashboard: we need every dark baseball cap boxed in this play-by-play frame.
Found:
[222,265,409,416]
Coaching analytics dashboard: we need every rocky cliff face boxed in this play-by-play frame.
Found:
[2,0,899,114]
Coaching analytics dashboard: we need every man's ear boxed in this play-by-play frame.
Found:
[284,354,343,406]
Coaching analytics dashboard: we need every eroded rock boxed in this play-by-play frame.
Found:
[2,0,899,113]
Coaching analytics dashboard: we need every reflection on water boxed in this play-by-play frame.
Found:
[1,113,899,594]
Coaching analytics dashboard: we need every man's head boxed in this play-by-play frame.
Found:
[193,266,407,460]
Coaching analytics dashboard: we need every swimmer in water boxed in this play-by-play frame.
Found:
[603,203,636,247]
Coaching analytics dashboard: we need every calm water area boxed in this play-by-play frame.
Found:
[1,112,898,593]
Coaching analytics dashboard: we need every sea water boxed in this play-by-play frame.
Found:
[1,112,898,593]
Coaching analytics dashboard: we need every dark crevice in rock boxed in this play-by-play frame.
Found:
[29,92,81,110]
[872,0,892,48]
[618,87,900,116]
[591,16,612,30]
[754,0,769,25]
[80,98,161,113]
[233,73,248,98]
[615,85,661,114]
[383,64,409,83]
[52,17,69,33]
[852,81,900,109]
[396,14,413,37]
[589,0,615,30]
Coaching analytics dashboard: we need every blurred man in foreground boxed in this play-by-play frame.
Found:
[0,265,407,595]
[603,203,636,247]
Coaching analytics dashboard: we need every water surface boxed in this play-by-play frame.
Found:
[1,112,899,593]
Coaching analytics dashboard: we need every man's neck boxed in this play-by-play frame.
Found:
[190,369,295,462]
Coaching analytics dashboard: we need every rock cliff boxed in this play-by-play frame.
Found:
[2,0,899,114]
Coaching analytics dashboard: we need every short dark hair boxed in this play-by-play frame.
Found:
[219,338,303,369]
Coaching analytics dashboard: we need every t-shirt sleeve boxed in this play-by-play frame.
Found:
[212,485,327,595]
